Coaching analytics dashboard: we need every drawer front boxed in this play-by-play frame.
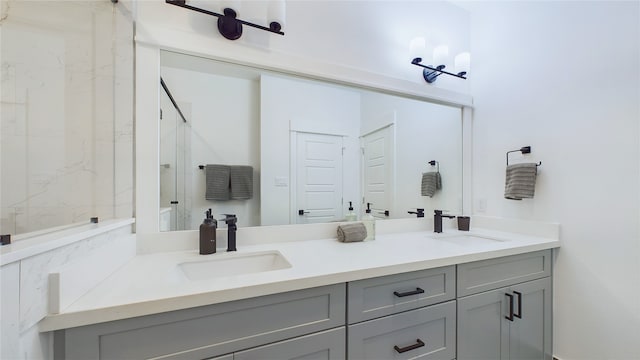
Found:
[62,284,346,360]
[347,300,456,360]
[233,327,346,360]
[457,250,551,297]
[348,266,455,324]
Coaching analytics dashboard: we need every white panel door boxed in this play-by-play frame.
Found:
[295,133,344,224]
[361,126,393,219]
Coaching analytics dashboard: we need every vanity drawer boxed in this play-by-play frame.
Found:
[457,250,551,297]
[347,266,455,323]
[59,284,346,360]
[233,327,345,360]
[347,300,456,360]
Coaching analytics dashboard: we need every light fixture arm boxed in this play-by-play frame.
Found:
[165,0,284,40]
[411,57,467,83]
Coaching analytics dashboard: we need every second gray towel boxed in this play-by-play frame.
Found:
[205,164,230,201]
[230,165,254,200]
[504,163,538,200]
[421,171,442,197]
[337,223,367,243]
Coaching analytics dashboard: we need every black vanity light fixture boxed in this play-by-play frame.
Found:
[165,0,285,40]
[409,37,470,84]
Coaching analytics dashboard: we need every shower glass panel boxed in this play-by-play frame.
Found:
[0,1,134,236]
[159,87,192,231]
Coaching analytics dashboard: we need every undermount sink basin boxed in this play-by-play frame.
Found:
[179,251,292,281]
[432,234,507,246]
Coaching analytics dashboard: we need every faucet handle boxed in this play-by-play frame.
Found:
[222,214,237,224]
[408,208,425,217]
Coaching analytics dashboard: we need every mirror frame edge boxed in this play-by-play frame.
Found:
[134,35,474,236]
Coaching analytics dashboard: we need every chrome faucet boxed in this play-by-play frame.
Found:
[223,214,237,251]
[434,210,455,233]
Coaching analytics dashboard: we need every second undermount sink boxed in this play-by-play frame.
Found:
[179,251,292,281]
[431,233,507,246]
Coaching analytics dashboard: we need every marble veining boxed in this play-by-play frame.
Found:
[0,0,134,235]
[19,225,132,332]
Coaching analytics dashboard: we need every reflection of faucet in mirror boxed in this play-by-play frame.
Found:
[158,50,464,231]
[434,210,456,233]
[408,208,425,218]
[223,214,238,251]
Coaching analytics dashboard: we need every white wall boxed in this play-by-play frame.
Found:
[135,0,471,94]
[134,0,473,233]
[465,1,640,358]
[261,75,361,225]
[161,66,261,228]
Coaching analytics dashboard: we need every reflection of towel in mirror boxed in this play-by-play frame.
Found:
[230,165,253,200]
[421,172,442,197]
[504,163,538,200]
[337,223,367,243]
[205,164,231,201]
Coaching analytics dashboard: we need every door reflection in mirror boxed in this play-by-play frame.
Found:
[159,50,462,231]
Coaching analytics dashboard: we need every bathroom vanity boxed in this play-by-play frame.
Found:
[44,220,558,360]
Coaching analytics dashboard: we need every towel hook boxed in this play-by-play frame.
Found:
[428,160,439,172]
[506,146,541,167]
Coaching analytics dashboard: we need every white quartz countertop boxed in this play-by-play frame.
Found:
[39,223,559,332]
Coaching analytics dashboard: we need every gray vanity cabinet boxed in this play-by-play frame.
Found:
[233,327,345,360]
[457,250,552,360]
[55,249,555,360]
[346,266,457,360]
[55,284,345,360]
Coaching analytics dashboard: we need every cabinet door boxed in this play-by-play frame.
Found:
[458,278,552,360]
[233,327,345,360]
[457,287,510,360]
[509,278,552,360]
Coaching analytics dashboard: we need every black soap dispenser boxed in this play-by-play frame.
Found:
[199,209,217,255]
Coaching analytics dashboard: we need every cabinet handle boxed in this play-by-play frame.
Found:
[393,339,425,354]
[513,291,522,319]
[505,293,514,321]
[393,287,425,298]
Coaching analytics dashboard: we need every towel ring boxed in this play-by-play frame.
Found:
[506,146,542,167]
[428,160,439,172]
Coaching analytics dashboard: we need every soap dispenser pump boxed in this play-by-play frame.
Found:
[199,209,217,255]
[362,202,375,240]
[345,201,357,221]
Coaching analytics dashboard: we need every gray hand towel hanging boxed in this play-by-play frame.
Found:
[504,163,538,200]
[421,171,442,197]
[230,165,254,200]
[205,164,231,201]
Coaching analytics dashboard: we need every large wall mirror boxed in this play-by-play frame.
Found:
[159,50,462,231]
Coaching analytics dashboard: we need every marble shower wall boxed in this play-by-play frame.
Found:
[0,0,134,235]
